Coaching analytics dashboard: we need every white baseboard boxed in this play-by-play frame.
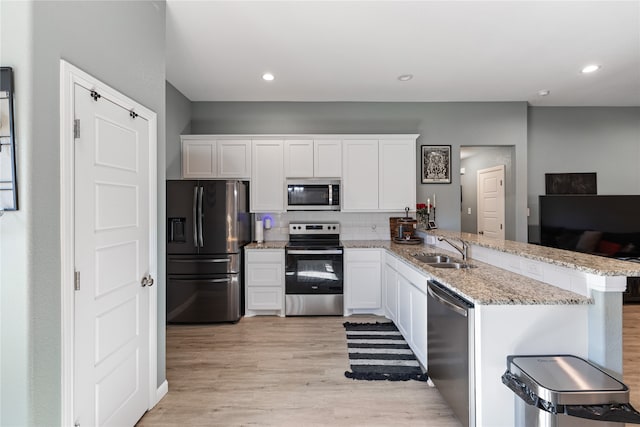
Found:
[154,380,169,407]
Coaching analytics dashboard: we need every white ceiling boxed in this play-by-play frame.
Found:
[166,1,640,106]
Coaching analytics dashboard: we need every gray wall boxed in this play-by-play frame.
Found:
[166,81,192,179]
[191,101,530,241]
[527,107,640,239]
[460,146,516,240]
[0,1,166,424]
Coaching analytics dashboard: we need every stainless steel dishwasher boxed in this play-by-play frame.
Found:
[427,280,475,427]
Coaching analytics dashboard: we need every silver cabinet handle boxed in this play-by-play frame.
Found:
[171,259,231,263]
[198,186,204,247]
[193,186,198,247]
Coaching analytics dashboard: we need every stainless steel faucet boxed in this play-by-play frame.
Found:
[437,237,469,261]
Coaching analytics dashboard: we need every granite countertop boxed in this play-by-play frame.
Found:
[426,229,640,277]
[343,239,590,306]
[245,241,287,249]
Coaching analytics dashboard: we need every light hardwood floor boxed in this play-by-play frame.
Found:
[138,306,640,426]
[137,315,461,427]
[624,303,640,408]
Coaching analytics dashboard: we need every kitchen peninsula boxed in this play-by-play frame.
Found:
[246,229,640,426]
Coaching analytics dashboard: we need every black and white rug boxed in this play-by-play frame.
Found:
[343,322,429,381]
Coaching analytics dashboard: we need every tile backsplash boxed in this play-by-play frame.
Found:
[254,211,414,241]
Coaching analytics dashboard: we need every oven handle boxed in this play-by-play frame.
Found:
[286,249,343,255]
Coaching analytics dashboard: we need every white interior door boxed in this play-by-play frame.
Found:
[477,165,505,239]
[74,84,151,427]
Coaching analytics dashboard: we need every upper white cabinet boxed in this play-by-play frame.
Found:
[251,140,285,212]
[181,136,251,179]
[379,139,416,211]
[284,139,341,178]
[217,140,251,178]
[342,140,379,210]
[182,138,216,178]
[342,137,417,212]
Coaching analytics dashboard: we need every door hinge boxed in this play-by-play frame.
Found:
[74,271,80,291]
[73,119,80,139]
[500,224,503,230]
[500,179,503,186]
[74,422,80,427]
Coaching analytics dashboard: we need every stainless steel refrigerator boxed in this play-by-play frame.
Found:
[166,180,250,323]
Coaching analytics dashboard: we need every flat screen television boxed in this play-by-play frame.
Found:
[539,195,640,258]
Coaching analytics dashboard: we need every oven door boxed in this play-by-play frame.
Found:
[285,249,343,294]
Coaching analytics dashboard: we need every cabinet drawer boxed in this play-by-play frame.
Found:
[246,250,284,264]
[345,248,382,262]
[247,287,283,310]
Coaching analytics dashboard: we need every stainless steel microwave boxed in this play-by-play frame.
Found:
[286,179,340,211]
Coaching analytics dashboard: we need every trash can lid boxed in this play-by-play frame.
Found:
[507,355,629,405]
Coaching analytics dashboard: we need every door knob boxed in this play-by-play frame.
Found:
[141,274,154,287]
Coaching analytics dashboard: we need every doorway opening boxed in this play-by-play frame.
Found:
[460,146,515,240]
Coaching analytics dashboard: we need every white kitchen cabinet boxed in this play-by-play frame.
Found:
[387,257,429,368]
[245,249,285,317]
[342,138,417,212]
[342,140,379,211]
[284,139,314,178]
[285,139,342,178]
[181,136,251,179]
[384,263,398,323]
[251,140,285,212]
[182,138,216,178]
[217,139,251,178]
[314,139,341,177]
[344,249,383,315]
[378,139,416,211]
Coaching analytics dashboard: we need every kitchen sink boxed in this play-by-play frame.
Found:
[412,254,451,264]
[429,262,477,269]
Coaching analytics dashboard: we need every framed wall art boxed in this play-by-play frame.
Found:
[421,145,451,184]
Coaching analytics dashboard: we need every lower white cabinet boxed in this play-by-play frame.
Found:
[384,255,429,368]
[245,249,285,317]
[344,249,383,315]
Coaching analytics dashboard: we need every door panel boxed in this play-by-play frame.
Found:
[166,180,198,254]
[199,180,234,254]
[477,165,505,239]
[74,84,149,427]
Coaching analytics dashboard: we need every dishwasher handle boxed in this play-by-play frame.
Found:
[427,281,469,317]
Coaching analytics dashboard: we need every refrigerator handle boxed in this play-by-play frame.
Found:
[192,186,198,248]
[198,186,204,247]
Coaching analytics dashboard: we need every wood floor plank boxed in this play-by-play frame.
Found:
[137,315,461,426]
[138,305,640,426]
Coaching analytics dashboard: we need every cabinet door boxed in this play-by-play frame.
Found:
[342,140,379,211]
[247,287,283,310]
[217,139,251,178]
[182,139,216,178]
[345,250,381,310]
[384,263,398,322]
[397,274,412,342]
[314,140,341,178]
[284,140,314,178]
[245,249,285,312]
[409,284,428,365]
[251,140,284,212]
[379,139,416,211]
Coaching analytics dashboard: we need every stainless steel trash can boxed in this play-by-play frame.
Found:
[502,355,640,426]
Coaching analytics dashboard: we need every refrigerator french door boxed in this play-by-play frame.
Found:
[166,180,250,323]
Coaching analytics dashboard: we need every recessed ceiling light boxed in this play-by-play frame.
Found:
[262,73,275,81]
[538,89,551,96]
[397,74,413,82]
[581,64,601,74]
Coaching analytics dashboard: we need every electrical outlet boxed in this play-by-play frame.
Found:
[467,208,472,215]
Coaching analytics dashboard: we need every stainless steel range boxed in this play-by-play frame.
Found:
[285,223,343,316]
